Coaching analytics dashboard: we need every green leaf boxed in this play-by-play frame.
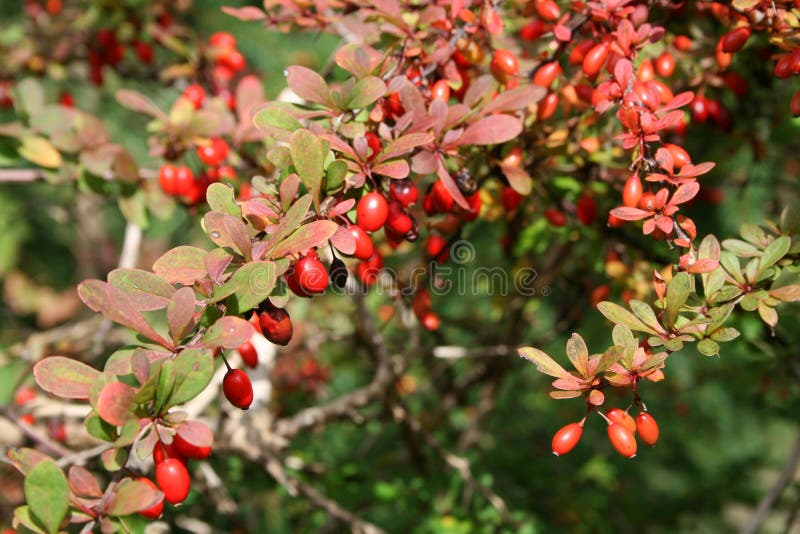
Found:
[271,220,339,259]
[740,223,766,246]
[517,347,572,379]
[0,360,28,406]
[721,239,760,257]
[565,333,589,377]
[33,356,100,400]
[13,506,47,534]
[697,339,720,356]
[597,301,655,334]
[168,348,214,406]
[710,327,740,342]
[14,78,45,118]
[25,460,69,534]
[154,359,176,415]
[86,412,117,442]
[759,236,790,274]
[629,300,664,333]
[206,183,241,217]
[347,76,387,109]
[596,345,624,374]
[720,251,745,285]
[7,448,53,476]
[290,129,325,211]
[325,160,348,191]
[665,272,692,327]
[285,66,331,106]
[264,194,312,252]
[106,479,163,517]
[254,105,304,134]
[101,447,128,472]
[209,261,277,314]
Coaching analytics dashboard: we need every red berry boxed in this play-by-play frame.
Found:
[721,26,751,54]
[430,180,455,212]
[259,305,293,346]
[639,192,657,212]
[622,175,642,208]
[0,81,13,108]
[664,143,691,170]
[173,433,212,460]
[501,186,523,212]
[490,49,519,84]
[389,179,419,207]
[364,131,382,162]
[536,0,560,21]
[156,458,191,504]
[152,441,186,465]
[209,32,237,50]
[575,195,597,226]
[138,478,164,519]
[430,79,451,102]
[552,422,583,456]
[182,84,205,109]
[533,61,561,89]
[690,95,708,123]
[59,92,74,108]
[606,408,636,434]
[218,50,246,72]
[222,369,253,410]
[582,43,609,78]
[520,19,545,42]
[544,208,566,227]
[537,92,559,121]
[607,213,625,228]
[462,191,482,222]
[673,35,692,51]
[14,386,36,406]
[237,341,258,368]
[607,422,637,458]
[133,41,154,64]
[357,251,383,285]
[348,225,374,260]
[158,164,178,195]
[636,412,659,446]
[196,138,229,166]
[384,92,404,119]
[173,166,196,198]
[427,234,449,263]
[386,201,413,235]
[293,255,329,294]
[356,192,389,232]
[654,51,676,77]
[569,40,596,66]
[422,311,440,331]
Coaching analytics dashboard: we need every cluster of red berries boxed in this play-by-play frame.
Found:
[551,408,659,458]
[88,28,154,86]
[157,137,236,204]
[206,32,247,100]
[139,424,213,518]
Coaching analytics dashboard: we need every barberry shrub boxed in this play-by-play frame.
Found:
[1,0,800,532]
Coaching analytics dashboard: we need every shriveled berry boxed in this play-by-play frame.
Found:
[329,257,348,289]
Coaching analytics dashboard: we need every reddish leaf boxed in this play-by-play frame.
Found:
[669,181,700,206]
[241,199,280,231]
[348,76,387,109]
[437,158,470,210]
[610,207,652,221]
[483,85,546,114]
[280,173,301,210]
[551,377,586,391]
[329,198,355,218]
[204,248,233,284]
[655,147,674,175]
[177,420,214,448]
[221,6,266,20]
[372,159,410,179]
[334,44,381,79]
[330,224,356,255]
[68,466,103,498]
[687,258,720,274]
[270,220,339,258]
[202,316,255,349]
[115,90,166,120]
[614,59,633,88]
[97,382,136,426]
[500,164,532,195]
[7,448,53,476]
[107,269,175,312]
[659,91,694,113]
[167,287,196,343]
[677,161,715,178]
[377,132,434,162]
[285,66,331,106]
[453,115,522,146]
[33,356,100,400]
[105,479,163,517]
[153,246,208,286]
[554,23,572,41]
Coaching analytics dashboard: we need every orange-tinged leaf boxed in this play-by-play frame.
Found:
[97,382,136,426]
[518,347,572,379]
[33,356,100,400]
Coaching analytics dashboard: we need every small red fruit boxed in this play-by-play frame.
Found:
[386,201,413,235]
[490,49,519,84]
[209,32,237,50]
[622,175,642,208]
[537,92,559,121]
[237,341,258,368]
[182,84,205,109]
[348,225,374,260]
[364,132,382,162]
[533,61,561,89]
[133,41,154,64]
[430,79,451,102]
[152,441,186,465]
[357,251,383,285]
[636,412,659,446]
[14,386,36,406]
[196,138,229,166]
[607,422,637,458]
[158,164,178,195]
[293,255,329,295]
[606,408,636,434]
[427,234,449,263]
[720,27,751,54]
[639,192,657,212]
[552,422,583,456]
[575,196,597,226]
[519,19,545,42]
[173,433,212,460]
[544,208,566,227]
[357,192,389,232]
[156,458,191,504]
[389,179,419,207]
[690,95,708,123]
[654,52,676,77]
[673,35,692,51]
[536,0,560,21]
[138,478,164,519]
[664,143,691,170]
[223,368,254,410]
[259,305,293,346]
[582,43,609,78]
[174,166,196,198]
[501,186,523,212]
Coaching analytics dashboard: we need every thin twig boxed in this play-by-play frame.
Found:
[742,429,800,534]
[0,169,44,182]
